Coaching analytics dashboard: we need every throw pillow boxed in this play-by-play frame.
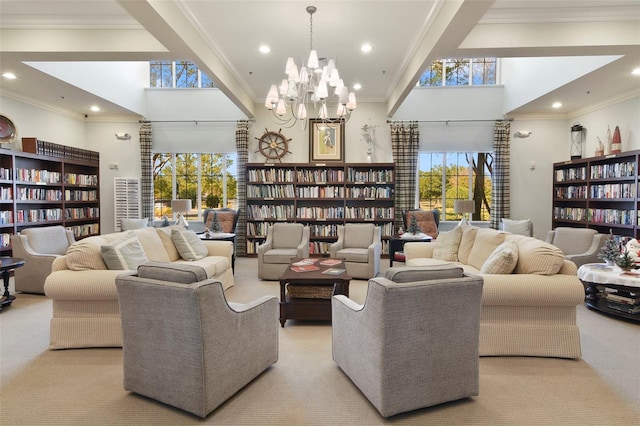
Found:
[432,226,463,261]
[120,218,149,231]
[457,225,479,264]
[480,240,518,274]
[501,218,532,236]
[137,261,208,284]
[385,265,464,282]
[172,229,208,261]
[467,228,508,270]
[100,232,149,270]
[510,236,565,275]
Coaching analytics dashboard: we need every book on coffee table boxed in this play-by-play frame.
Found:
[319,259,342,266]
[290,264,320,273]
[321,268,346,275]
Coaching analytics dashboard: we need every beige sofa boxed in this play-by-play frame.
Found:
[404,225,585,359]
[44,225,234,350]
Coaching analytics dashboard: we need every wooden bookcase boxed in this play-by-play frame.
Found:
[552,150,639,239]
[0,147,100,254]
[246,162,395,256]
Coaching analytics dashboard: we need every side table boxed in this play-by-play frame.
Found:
[0,257,25,312]
[388,234,433,267]
[577,263,640,322]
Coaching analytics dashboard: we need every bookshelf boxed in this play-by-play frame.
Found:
[0,145,100,254]
[246,162,395,256]
[552,150,639,239]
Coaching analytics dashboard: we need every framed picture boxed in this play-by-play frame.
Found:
[309,119,344,162]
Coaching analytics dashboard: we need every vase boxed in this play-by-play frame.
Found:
[611,126,622,154]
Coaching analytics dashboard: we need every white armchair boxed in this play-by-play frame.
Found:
[11,226,76,294]
[329,223,381,279]
[332,273,484,417]
[116,264,279,418]
[546,227,607,268]
[257,223,310,280]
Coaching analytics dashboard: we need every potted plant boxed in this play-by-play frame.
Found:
[598,232,620,266]
[616,249,635,271]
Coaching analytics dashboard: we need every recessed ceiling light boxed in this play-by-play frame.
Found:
[552,102,562,109]
[2,72,16,80]
[632,68,640,76]
[259,45,270,54]
[90,105,100,112]
[361,44,372,53]
[353,83,362,90]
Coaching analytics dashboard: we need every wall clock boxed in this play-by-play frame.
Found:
[0,114,18,144]
[255,128,291,162]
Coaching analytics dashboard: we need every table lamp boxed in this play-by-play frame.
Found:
[171,199,192,229]
[454,200,475,226]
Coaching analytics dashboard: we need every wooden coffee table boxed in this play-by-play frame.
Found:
[279,259,351,327]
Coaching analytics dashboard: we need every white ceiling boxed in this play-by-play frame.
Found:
[0,0,639,120]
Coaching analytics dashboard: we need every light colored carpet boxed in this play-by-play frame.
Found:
[1,257,639,425]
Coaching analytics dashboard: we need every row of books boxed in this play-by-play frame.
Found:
[247,205,295,220]
[0,187,12,200]
[590,162,635,179]
[16,208,63,223]
[22,138,99,165]
[67,223,100,238]
[346,186,393,198]
[16,188,63,201]
[588,208,634,226]
[65,189,98,201]
[64,207,100,220]
[0,168,12,180]
[0,233,10,248]
[590,183,635,199]
[296,169,345,183]
[247,184,295,198]
[346,168,394,182]
[603,288,639,315]
[555,185,586,199]
[64,173,98,186]
[16,168,61,184]
[345,207,394,220]
[556,167,586,182]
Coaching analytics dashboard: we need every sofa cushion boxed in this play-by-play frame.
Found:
[272,224,303,249]
[457,226,479,264]
[133,227,171,262]
[467,228,508,270]
[432,226,463,261]
[156,226,182,261]
[385,265,464,283]
[101,232,149,270]
[344,224,374,248]
[137,261,207,284]
[501,218,532,236]
[480,240,519,274]
[120,218,149,231]
[335,248,369,263]
[178,256,230,278]
[65,236,109,271]
[508,235,565,275]
[263,248,298,264]
[172,229,208,261]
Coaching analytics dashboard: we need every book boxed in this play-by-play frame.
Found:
[321,268,346,275]
[605,293,640,305]
[291,258,318,266]
[319,259,342,266]
[290,264,320,273]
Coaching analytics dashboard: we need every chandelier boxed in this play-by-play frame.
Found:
[264,5,357,127]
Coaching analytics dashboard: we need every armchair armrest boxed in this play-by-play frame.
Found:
[404,241,435,260]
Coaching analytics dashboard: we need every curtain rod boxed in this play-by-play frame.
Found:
[387,118,512,124]
[139,119,255,124]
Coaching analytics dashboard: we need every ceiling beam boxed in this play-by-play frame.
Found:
[386,0,495,117]
[117,0,255,118]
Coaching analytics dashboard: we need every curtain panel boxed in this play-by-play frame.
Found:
[390,121,420,233]
[139,123,154,221]
[235,121,249,256]
[490,121,511,229]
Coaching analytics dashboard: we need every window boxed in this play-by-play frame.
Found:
[153,153,237,221]
[418,58,497,87]
[418,152,492,221]
[149,61,217,88]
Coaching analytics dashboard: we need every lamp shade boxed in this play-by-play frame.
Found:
[454,200,475,214]
[171,199,192,213]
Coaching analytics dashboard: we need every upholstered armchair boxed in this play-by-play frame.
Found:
[258,223,310,280]
[115,263,279,418]
[402,209,440,238]
[332,270,484,418]
[203,208,240,233]
[11,226,76,294]
[546,227,607,268]
[329,223,381,279]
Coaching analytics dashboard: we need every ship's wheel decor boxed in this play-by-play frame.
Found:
[255,128,291,162]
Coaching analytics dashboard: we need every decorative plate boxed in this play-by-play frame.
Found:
[0,114,17,143]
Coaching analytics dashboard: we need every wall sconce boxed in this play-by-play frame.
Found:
[115,132,131,140]
[513,130,532,139]
[171,199,192,229]
[454,200,475,225]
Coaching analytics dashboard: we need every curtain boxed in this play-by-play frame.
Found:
[235,121,249,256]
[390,121,420,233]
[139,123,154,221]
[490,121,511,229]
